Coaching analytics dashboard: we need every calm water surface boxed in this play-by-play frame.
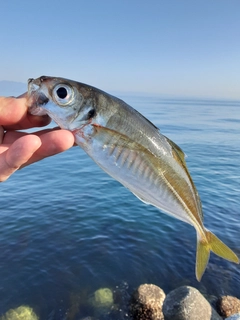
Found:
[0,92,240,319]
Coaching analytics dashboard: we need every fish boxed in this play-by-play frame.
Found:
[27,76,239,281]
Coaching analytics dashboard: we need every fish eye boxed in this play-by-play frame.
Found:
[53,84,74,105]
[57,87,68,99]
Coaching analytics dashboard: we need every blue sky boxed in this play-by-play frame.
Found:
[1,0,240,99]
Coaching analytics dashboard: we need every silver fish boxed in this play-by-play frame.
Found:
[27,76,239,281]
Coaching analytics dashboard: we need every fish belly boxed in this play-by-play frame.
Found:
[77,134,195,227]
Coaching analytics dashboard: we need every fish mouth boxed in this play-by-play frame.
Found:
[27,78,49,116]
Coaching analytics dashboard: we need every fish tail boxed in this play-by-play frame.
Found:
[196,228,239,281]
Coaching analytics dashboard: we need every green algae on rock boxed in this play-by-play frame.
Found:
[0,305,38,320]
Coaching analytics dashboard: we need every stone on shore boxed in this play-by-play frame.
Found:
[217,296,240,318]
[130,283,166,320]
[162,286,222,320]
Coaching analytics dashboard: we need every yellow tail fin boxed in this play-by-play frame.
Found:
[196,229,239,281]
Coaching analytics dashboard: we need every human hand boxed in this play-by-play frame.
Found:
[0,95,75,182]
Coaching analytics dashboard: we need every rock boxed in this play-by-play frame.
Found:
[88,287,114,318]
[162,286,222,320]
[130,283,166,320]
[217,296,240,318]
[93,287,113,308]
[225,313,240,320]
[0,305,38,320]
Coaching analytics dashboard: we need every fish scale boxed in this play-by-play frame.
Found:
[27,75,239,281]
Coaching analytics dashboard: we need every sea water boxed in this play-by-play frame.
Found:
[0,92,240,319]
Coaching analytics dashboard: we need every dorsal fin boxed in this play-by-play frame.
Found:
[164,135,186,164]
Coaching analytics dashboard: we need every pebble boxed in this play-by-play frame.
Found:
[162,285,222,320]
[217,296,240,318]
[130,283,166,320]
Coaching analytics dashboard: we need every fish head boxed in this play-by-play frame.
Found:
[28,76,111,131]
